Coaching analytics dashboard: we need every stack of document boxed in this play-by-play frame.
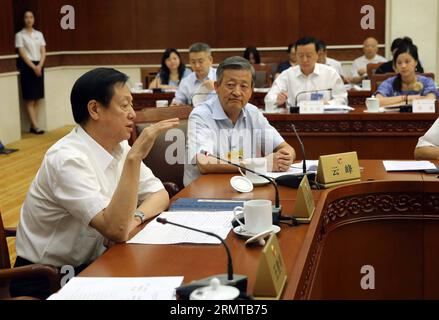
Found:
[48,277,183,300]
[127,211,234,245]
[265,160,318,179]
[383,160,436,171]
[324,105,355,113]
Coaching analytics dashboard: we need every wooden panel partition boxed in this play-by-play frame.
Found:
[286,180,439,299]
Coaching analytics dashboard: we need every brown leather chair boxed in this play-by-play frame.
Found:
[140,67,160,89]
[0,212,60,299]
[130,106,193,194]
[253,63,272,88]
[371,72,435,92]
[367,62,384,79]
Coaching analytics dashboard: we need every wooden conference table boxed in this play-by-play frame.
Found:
[130,104,438,160]
[80,160,439,299]
[132,90,372,110]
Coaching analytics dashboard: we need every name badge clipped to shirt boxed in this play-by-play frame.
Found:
[310,92,324,101]
[412,99,436,113]
[299,100,324,114]
[227,149,244,163]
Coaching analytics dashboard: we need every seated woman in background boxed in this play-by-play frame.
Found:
[243,46,261,64]
[375,43,437,107]
[149,48,191,89]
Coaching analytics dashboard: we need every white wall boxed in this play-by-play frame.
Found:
[2,66,141,144]
[387,0,439,79]
[0,73,21,144]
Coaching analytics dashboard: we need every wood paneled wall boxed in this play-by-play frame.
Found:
[1,0,385,72]
[0,0,14,55]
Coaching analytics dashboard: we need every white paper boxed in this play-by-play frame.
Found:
[383,160,436,171]
[412,99,436,113]
[324,105,354,113]
[265,161,319,179]
[291,160,319,172]
[48,276,183,300]
[127,211,234,245]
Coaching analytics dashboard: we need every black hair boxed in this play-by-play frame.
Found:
[70,68,129,124]
[295,37,319,52]
[287,43,295,53]
[159,48,186,85]
[317,40,327,52]
[391,36,414,52]
[216,56,256,86]
[243,47,261,64]
[392,44,419,92]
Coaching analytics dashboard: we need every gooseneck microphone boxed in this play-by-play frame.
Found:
[157,217,234,281]
[292,88,333,113]
[157,217,247,299]
[275,124,317,188]
[200,150,281,216]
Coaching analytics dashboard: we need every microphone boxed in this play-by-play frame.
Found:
[292,88,333,112]
[275,125,317,188]
[157,217,247,299]
[200,150,282,218]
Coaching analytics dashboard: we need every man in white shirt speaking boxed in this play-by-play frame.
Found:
[11,68,179,299]
[265,37,347,110]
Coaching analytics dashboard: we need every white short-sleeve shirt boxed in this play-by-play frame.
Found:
[15,28,46,61]
[350,54,387,77]
[184,96,285,186]
[15,126,164,267]
[416,117,439,149]
[264,63,347,108]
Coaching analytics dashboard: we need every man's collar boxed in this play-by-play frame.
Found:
[294,63,321,77]
[76,126,123,170]
[211,97,247,122]
[193,67,215,84]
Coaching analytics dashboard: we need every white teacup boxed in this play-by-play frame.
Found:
[362,79,371,91]
[365,97,380,112]
[156,100,169,108]
[233,199,272,235]
[238,158,267,184]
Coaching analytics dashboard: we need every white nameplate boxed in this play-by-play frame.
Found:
[299,100,324,114]
[412,99,436,113]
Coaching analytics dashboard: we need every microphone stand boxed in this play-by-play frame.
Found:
[157,217,248,299]
[202,151,282,217]
[274,125,317,188]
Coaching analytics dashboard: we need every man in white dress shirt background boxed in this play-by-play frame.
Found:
[172,42,217,106]
[264,37,347,110]
[349,37,387,84]
[11,68,179,299]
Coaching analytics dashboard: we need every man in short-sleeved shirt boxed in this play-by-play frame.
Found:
[12,68,178,299]
[172,43,217,106]
[265,37,347,110]
[350,37,387,84]
[184,56,295,186]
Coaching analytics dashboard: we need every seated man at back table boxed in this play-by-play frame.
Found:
[264,37,347,110]
[11,68,179,299]
[171,42,217,106]
[184,56,295,186]
[349,37,387,84]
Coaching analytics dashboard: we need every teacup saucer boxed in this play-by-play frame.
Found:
[233,225,280,238]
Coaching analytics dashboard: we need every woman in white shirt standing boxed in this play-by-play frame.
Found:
[15,10,46,134]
